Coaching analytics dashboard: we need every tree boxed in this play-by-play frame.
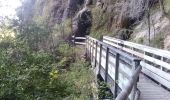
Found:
[159,0,165,15]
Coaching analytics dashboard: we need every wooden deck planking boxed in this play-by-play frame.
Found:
[138,73,170,100]
[87,36,170,100]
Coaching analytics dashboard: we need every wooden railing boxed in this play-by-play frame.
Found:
[103,36,170,89]
[72,36,86,45]
[86,36,142,100]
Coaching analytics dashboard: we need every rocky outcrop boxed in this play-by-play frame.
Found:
[73,7,92,37]
[62,0,86,21]
[32,0,86,26]
[72,1,93,38]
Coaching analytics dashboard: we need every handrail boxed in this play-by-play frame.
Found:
[104,36,170,58]
[71,36,86,45]
[72,36,86,40]
[86,36,142,100]
[116,65,142,100]
[103,36,170,89]
[87,36,139,62]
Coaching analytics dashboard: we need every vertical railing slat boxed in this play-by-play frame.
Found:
[89,39,92,62]
[94,41,98,67]
[105,47,109,82]
[114,53,120,98]
[98,44,102,75]
[86,37,88,58]
[91,40,94,65]
[130,59,141,100]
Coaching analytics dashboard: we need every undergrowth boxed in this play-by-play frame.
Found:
[0,38,94,99]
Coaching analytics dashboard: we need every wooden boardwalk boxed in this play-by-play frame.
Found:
[73,36,170,100]
[138,73,170,100]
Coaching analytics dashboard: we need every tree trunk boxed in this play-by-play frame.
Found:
[147,9,151,46]
[159,0,165,15]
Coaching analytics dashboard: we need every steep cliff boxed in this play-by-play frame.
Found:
[19,0,170,50]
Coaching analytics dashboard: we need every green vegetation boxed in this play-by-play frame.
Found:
[135,37,144,44]
[98,81,113,99]
[90,7,113,39]
[165,0,170,12]
[0,0,95,99]
[0,33,94,99]
[165,0,170,19]
[150,32,165,49]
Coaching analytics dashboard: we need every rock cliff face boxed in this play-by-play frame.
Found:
[23,0,150,36]
[34,0,84,25]
[20,0,170,50]
[23,0,86,25]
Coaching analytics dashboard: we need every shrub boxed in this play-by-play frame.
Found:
[0,38,94,99]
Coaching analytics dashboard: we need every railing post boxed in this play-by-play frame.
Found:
[91,40,94,65]
[98,44,102,75]
[105,47,109,82]
[73,35,75,45]
[94,41,98,67]
[114,53,120,98]
[89,39,92,62]
[130,59,141,100]
[88,37,90,58]
[85,37,88,57]
[161,56,163,70]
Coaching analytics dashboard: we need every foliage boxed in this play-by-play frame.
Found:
[165,0,170,12]
[0,3,94,98]
[58,43,75,57]
[136,37,144,44]
[64,60,94,99]
[90,7,113,39]
[150,32,165,49]
[0,33,94,99]
[98,81,113,99]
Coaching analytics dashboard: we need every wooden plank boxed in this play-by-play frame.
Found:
[141,61,170,82]
[138,74,170,100]
[142,67,170,89]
